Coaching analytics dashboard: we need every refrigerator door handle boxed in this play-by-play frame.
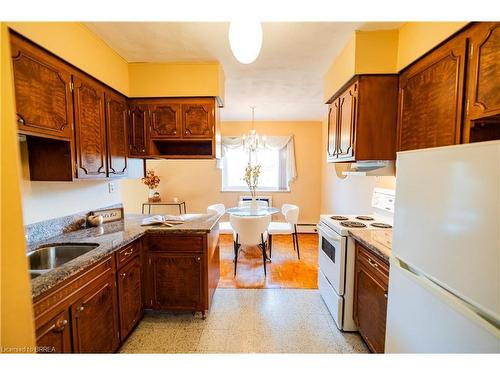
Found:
[392,257,500,336]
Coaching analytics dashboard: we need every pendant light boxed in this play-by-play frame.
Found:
[228,21,263,64]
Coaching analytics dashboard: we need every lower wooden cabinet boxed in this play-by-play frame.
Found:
[35,309,72,353]
[117,255,143,339]
[353,242,389,353]
[71,271,120,353]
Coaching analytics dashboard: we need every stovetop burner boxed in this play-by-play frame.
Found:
[340,221,367,228]
[371,222,392,228]
[330,215,349,221]
[356,215,375,221]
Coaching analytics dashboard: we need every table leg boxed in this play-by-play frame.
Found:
[178,204,182,215]
[142,204,145,214]
[183,202,187,214]
[149,205,151,215]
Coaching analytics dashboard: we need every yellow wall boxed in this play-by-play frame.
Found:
[7,22,130,95]
[0,22,36,351]
[120,121,322,223]
[128,62,225,100]
[354,29,399,74]
[397,22,469,71]
[324,35,356,102]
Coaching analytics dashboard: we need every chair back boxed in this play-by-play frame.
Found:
[207,203,225,215]
[282,204,299,225]
[230,214,271,246]
[238,200,268,208]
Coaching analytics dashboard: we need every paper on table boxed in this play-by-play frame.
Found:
[141,215,184,226]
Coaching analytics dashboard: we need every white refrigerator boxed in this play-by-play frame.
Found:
[386,141,500,353]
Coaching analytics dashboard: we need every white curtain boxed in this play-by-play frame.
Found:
[218,135,297,185]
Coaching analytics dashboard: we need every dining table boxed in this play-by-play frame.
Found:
[226,206,279,217]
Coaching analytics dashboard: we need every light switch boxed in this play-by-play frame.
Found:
[108,182,116,193]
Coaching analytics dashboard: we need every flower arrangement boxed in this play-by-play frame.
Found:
[142,169,160,189]
[243,163,261,198]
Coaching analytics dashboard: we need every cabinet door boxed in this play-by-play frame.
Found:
[35,309,72,353]
[71,273,119,353]
[398,36,466,151]
[152,253,203,311]
[105,90,128,176]
[128,104,149,156]
[150,102,182,139]
[337,82,357,160]
[117,256,143,339]
[327,100,339,159]
[181,101,214,138]
[464,22,500,143]
[73,75,107,178]
[10,33,73,140]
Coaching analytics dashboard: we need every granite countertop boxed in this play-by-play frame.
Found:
[29,213,221,299]
[348,229,392,262]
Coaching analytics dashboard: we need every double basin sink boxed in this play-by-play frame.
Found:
[28,243,99,279]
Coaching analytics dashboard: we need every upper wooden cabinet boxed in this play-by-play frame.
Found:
[463,22,500,143]
[397,36,467,151]
[10,33,74,140]
[128,98,219,159]
[327,75,398,162]
[73,74,108,179]
[182,100,214,138]
[150,102,182,139]
[105,90,129,176]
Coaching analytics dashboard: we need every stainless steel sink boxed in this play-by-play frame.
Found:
[28,244,99,275]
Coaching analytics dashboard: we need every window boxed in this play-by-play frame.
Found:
[222,146,288,191]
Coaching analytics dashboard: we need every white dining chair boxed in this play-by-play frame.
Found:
[230,214,271,277]
[238,200,269,208]
[268,204,300,259]
[206,204,232,234]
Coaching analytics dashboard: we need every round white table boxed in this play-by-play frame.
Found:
[226,206,279,217]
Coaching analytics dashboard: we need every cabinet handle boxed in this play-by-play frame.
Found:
[79,305,85,311]
[196,256,201,262]
[17,117,25,125]
[384,292,388,299]
[123,249,134,256]
[53,318,68,332]
[121,272,127,279]
[367,258,379,268]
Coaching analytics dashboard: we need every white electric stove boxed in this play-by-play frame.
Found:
[317,188,396,331]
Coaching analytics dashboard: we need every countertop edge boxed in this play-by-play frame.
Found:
[348,229,391,263]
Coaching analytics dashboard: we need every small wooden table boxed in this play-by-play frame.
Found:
[142,201,187,215]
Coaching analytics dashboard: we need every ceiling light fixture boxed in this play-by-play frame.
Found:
[228,21,263,64]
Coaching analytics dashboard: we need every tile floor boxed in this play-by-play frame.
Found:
[120,289,369,353]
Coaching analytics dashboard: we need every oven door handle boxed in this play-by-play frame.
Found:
[317,223,342,244]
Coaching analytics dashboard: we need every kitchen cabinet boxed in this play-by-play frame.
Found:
[105,90,129,176]
[326,75,398,162]
[463,22,500,143]
[117,252,143,340]
[353,242,389,353]
[35,309,72,353]
[145,231,220,317]
[71,270,120,353]
[128,104,149,156]
[397,35,467,151]
[10,32,74,141]
[181,100,214,138]
[150,102,182,139]
[73,74,108,179]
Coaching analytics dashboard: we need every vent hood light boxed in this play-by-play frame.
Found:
[342,161,395,177]
[229,21,262,64]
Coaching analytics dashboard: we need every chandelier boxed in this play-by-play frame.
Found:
[242,107,266,153]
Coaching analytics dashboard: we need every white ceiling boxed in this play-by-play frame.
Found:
[85,22,402,121]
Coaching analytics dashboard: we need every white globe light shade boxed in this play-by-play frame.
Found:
[228,21,263,64]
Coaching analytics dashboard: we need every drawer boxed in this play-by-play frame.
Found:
[356,242,389,282]
[147,235,203,253]
[117,241,140,268]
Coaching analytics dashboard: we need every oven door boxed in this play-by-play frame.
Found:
[317,222,347,295]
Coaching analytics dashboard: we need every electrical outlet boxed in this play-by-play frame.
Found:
[108,182,116,193]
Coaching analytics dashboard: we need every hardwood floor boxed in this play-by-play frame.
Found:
[218,233,318,289]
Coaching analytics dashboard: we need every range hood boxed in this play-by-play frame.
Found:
[342,160,395,176]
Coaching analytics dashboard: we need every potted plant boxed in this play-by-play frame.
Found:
[142,169,161,202]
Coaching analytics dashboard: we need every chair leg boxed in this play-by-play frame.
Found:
[268,234,272,259]
[234,234,239,276]
[291,232,296,251]
[261,234,267,277]
[294,225,300,260]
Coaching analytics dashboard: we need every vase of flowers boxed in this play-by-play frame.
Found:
[243,163,261,212]
[142,169,161,202]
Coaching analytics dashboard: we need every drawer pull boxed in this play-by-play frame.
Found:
[52,318,68,333]
[123,249,134,257]
[367,257,379,268]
